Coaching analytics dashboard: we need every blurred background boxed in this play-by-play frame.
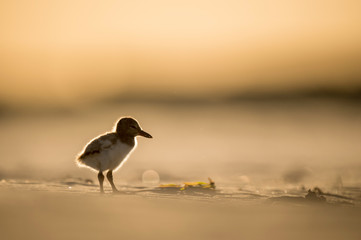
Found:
[0,0,360,189]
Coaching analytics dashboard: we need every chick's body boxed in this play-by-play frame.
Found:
[76,117,152,193]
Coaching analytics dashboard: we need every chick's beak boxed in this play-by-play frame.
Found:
[138,130,153,138]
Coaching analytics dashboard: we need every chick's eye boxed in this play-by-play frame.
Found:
[130,126,137,129]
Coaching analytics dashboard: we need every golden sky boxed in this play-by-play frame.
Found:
[1,0,361,105]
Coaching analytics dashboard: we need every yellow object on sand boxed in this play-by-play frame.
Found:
[159,178,215,190]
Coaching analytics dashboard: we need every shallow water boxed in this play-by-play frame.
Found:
[1,177,359,207]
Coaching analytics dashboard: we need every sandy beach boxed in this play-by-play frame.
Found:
[1,102,361,239]
[1,179,360,240]
[2,1,361,239]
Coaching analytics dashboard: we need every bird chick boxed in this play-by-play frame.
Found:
[77,117,152,193]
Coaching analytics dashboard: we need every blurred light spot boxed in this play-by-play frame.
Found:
[238,175,250,184]
[142,170,160,185]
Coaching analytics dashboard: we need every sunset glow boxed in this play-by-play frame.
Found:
[1,0,361,105]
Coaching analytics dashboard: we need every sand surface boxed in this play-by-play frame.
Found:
[1,101,361,239]
[0,179,360,240]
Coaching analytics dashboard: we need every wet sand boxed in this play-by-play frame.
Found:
[0,179,360,240]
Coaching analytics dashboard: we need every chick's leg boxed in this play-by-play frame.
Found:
[98,171,105,193]
[106,170,119,193]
